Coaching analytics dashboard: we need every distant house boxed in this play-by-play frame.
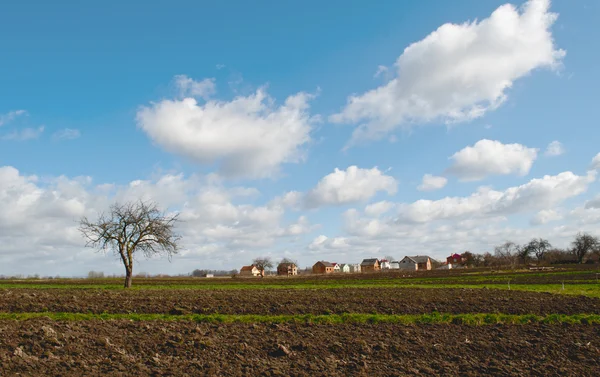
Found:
[339,264,351,273]
[240,265,261,277]
[312,261,335,274]
[332,263,341,273]
[447,253,466,265]
[380,259,391,270]
[203,273,214,278]
[349,264,361,273]
[277,263,298,276]
[398,256,432,271]
[360,258,380,273]
[389,261,400,269]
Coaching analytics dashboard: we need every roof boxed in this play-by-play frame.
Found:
[314,261,334,267]
[240,265,256,271]
[407,256,431,264]
[361,258,379,266]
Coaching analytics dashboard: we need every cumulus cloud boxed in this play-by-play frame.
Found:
[591,153,600,170]
[330,0,565,145]
[0,166,314,276]
[544,140,564,156]
[364,201,394,217]
[1,126,45,141]
[137,83,316,178]
[447,139,538,181]
[396,170,595,223]
[531,209,562,225]
[303,166,397,208]
[417,174,447,191]
[0,110,27,127]
[585,195,600,210]
[174,75,216,99]
[52,128,81,141]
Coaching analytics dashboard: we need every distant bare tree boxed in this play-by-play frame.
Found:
[572,233,600,264]
[252,257,274,277]
[384,255,395,262]
[279,257,297,266]
[79,201,180,288]
[524,238,552,262]
[494,241,521,269]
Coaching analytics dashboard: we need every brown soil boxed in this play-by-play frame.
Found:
[0,319,598,376]
[1,288,599,315]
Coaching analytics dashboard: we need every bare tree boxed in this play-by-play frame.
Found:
[252,257,274,277]
[524,238,552,263]
[494,241,521,269]
[571,232,600,264]
[384,255,395,262]
[79,201,180,288]
[279,257,297,266]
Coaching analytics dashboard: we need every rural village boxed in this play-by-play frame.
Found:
[239,255,446,277]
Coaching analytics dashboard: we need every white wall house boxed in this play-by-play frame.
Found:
[389,261,400,269]
[349,264,361,273]
[332,263,341,273]
[339,264,351,273]
[380,260,391,270]
[398,257,418,270]
[398,256,433,271]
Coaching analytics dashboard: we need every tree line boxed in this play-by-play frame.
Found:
[460,233,600,268]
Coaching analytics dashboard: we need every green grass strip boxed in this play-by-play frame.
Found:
[1,283,599,298]
[1,312,599,325]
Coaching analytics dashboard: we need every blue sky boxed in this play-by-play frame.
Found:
[1,0,599,276]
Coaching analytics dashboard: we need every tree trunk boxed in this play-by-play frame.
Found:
[124,267,133,288]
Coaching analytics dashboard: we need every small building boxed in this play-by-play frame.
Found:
[240,265,261,276]
[360,258,380,273]
[339,263,351,273]
[398,256,433,271]
[349,264,361,273]
[203,273,214,278]
[277,262,298,276]
[332,263,341,273]
[389,261,400,269]
[447,253,466,265]
[312,261,335,274]
[380,259,391,270]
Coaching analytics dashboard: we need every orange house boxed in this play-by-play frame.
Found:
[312,261,335,274]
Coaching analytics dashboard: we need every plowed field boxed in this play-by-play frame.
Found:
[1,319,599,376]
[1,287,599,315]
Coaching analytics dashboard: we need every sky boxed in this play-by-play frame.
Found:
[1,0,600,277]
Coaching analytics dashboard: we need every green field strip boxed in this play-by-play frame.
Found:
[1,312,599,325]
[1,283,599,298]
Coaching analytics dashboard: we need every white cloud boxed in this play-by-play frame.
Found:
[137,84,316,178]
[0,110,27,127]
[52,128,81,141]
[216,64,226,70]
[417,174,448,191]
[396,170,595,223]
[544,140,564,156]
[304,166,397,208]
[330,0,565,145]
[591,153,600,170]
[585,195,600,210]
[2,126,45,141]
[531,209,562,225]
[174,75,216,100]
[364,201,394,217]
[447,139,538,181]
[0,166,314,276]
[374,65,388,78]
